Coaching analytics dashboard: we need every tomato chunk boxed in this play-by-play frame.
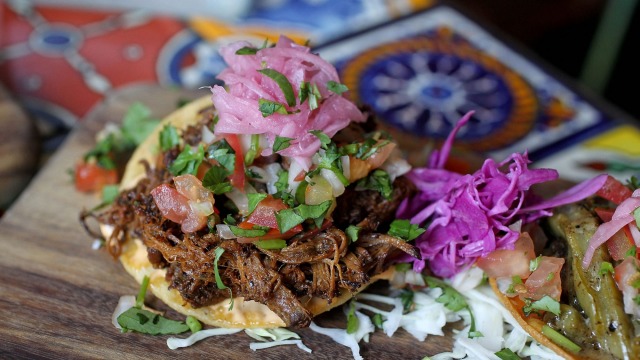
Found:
[614,257,640,317]
[75,162,118,192]
[151,175,215,233]
[524,256,564,301]
[222,134,246,190]
[476,232,536,279]
[597,175,632,205]
[245,195,288,229]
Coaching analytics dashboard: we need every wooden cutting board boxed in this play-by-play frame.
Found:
[0,85,455,359]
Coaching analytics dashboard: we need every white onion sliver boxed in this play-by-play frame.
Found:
[201,124,216,144]
[309,322,362,360]
[225,187,249,215]
[381,157,411,181]
[112,295,136,330]
[249,339,312,353]
[216,224,235,239]
[320,168,345,197]
[167,328,242,350]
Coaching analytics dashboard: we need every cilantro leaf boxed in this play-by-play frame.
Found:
[425,276,482,339]
[309,130,331,148]
[388,219,425,241]
[259,98,288,117]
[202,166,233,194]
[213,247,233,310]
[299,82,321,110]
[207,139,236,173]
[275,209,305,234]
[117,307,189,335]
[159,124,180,151]
[275,200,332,233]
[346,225,360,242]
[356,169,393,199]
[236,46,259,55]
[101,184,120,204]
[121,102,160,146]
[247,193,268,214]
[495,348,521,360]
[244,134,260,166]
[326,80,348,95]
[258,69,296,107]
[371,313,384,329]
[523,295,560,316]
[169,144,205,176]
[273,135,294,152]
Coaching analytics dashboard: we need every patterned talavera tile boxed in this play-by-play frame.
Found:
[314,5,615,168]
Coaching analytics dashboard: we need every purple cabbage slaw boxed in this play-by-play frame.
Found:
[396,111,608,278]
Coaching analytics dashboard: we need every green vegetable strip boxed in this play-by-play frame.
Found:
[258,69,296,107]
[255,239,287,250]
[186,316,202,333]
[541,325,582,353]
[136,275,150,309]
[244,134,260,165]
[213,247,234,310]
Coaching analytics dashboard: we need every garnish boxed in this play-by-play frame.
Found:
[529,256,541,272]
[247,193,269,214]
[186,316,202,333]
[275,200,332,233]
[326,80,348,95]
[356,169,393,199]
[213,247,234,310]
[346,301,359,334]
[425,276,482,338]
[228,225,270,238]
[244,134,260,165]
[495,348,521,360]
[541,325,581,353]
[599,261,614,276]
[121,102,161,146]
[388,219,425,241]
[273,135,294,152]
[523,296,560,316]
[202,166,233,195]
[299,81,321,110]
[258,68,296,107]
[259,98,288,117]
[117,275,190,335]
[207,139,236,173]
[159,124,180,151]
[309,130,331,147]
[371,313,384,329]
[345,225,360,242]
[101,184,120,204]
[169,144,205,176]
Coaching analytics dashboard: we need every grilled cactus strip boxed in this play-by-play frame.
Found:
[546,204,640,359]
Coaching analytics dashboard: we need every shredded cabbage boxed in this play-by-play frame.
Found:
[396,111,607,277]
[166,328,242,349]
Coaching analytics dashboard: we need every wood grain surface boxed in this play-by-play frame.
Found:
[0,85,455,360]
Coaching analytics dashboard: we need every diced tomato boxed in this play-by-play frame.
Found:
[524,256,564,301]
[151,175,215,233]
[151,184,189,224]
[594,207,615,222]
[597,175,632,205]
[236,195,302,242]
[75,161,118,192]
[365,141,396,169]
[606,226,635,261]
[222,134,245,190]
[476,232,536,279]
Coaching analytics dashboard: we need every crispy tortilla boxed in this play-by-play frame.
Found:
[101,96,394,328]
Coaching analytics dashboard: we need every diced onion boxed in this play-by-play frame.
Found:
[201,124,216,144]
[381,157,411,181]
[264,163,283,195]
[167,328,242,350]
[216,224,236,239]
[225,187,249,214]
[320,169,345,197]
[340,155,350,180]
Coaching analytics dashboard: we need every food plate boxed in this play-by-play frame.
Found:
[0,85,456,359]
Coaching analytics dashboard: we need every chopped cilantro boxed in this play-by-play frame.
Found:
[235,46,259,55]
[394,263,412,272]
[626,246,637,258]
[135,275,150,309]
[495,348,521,360]
[309,130,331,148]
[258,69,296,107]
[159,124,180,151]
[399,289,415,312]
[121,102,160,146]
[228,225,270,238]
[117,307,189,335]
[523,295,560,316]
[626,176,640,190]
[425,276,482,339]
[356,169,393,199]
[541,325,581,353]
[299,81,321,110]
[169,144,205,176]
[258,98,288,117]
[244,134,260,166]
[247,193,268,214]
[207,139,236,173]
[273,135,294,152]
[346,225,360,242]
[371,313,384,329]
[101,184,120,204]
[599,261,614,276]
[388,219,425,241]
[213,247,233,310]
[326,80,349,95]
[275,200,332,233]
[202,166,233,194]
[186,316,202,333]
